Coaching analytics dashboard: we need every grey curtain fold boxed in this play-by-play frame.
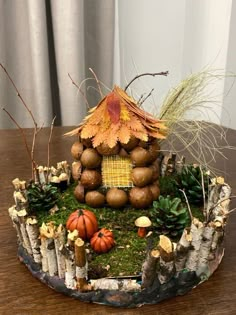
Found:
[0,0,115,129]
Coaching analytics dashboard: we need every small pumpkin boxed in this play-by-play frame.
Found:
[90,228,115,253]
[66,209,98,240]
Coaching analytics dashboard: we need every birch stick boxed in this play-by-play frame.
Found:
[141,249,160,288]
[64,230,78,289]
[175,228,192,272]
[90,279,141,291]
[25,217,41,264]
[54,224,66,278]
[75,238,91,291]
[185,218,204,271]
[17,209,32,255]
[8,205,23,244]
[39,222,58,276]
[196,225,215,276]
[158,235,175,284]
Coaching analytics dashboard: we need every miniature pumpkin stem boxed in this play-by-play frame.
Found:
[98,232,104,238]
[138,227,146,238]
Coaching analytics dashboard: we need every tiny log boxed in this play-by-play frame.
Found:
[54,224,66,278]
[141,249,160,288]
[158,235,175,284]
[17,209,32,255]
[196,225,215,276]
[25,217,41,264]
[13,191,27,210]
[39,222,58,276]
[38,166,46,185]
[90,279,141,291]
[74,238,90,291]
[8,205,23,244]
[185,218,204,271]
[175,228,192,272]
[64,230,78,289]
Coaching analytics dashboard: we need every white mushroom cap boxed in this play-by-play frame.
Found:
[135,216,152,228]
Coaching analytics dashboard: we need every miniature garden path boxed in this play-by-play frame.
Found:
[1,126,236,315]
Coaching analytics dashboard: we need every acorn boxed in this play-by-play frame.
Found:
[106,188,128,208]
[129,186,153,209]
[71,141,83,160]
[96,143,120,156]
[80,169,102,190]
[80,148,102,169]
[85,191,105,207]
[130,147,151,166]
[131,167,153,187]
[74,184,85,202]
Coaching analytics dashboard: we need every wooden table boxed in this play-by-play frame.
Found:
[0,126,236,315]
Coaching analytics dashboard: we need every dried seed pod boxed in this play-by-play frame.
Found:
[129,186,153,209]
[72,161,82,181]
[80,148,102,169]
[96,143,120,156]
[74,184,85,202]
[80,169,102,190]
[71,141,83,160]
[131,167,153,187]
[85,191,105,207]
[130,147,151,166]
[149,183,160,200]
[121,136,139,151]
[106,188,128,208]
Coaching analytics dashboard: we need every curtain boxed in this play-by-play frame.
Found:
[1,0,235,129]
[0,0,115,128]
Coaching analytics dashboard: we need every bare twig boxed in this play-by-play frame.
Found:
[89,68,103,99]
[68,73,90,109]
[2,108,36,170]
[124,71,169,91]
[46,116,56,183]
[0,63,38,128]
[199,165,206,218]
[139,88,154,106]
[179,189,193,222]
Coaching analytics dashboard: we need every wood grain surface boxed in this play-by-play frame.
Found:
[0,126,236,315]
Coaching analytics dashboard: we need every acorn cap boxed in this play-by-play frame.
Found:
[135,216,152,228]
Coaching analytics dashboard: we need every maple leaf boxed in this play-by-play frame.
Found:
[106,92,121,124]
[118,125,131,144]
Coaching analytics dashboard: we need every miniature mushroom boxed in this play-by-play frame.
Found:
[135,216,152,238]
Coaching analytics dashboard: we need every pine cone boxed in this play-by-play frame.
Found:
[151,196,189,237]
[27,183,59,214]
[178,164,209,205]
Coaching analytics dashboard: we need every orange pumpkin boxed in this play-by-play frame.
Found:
[66,209,98,240]
[90,228,115,253]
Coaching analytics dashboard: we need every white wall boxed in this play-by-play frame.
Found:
[115,0,235,128]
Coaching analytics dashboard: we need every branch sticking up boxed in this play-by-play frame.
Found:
[2,108,36,171]
[0,63,38,128]
[139,88,154,106]
[89,68,103,99]
[124,71,169,91]
[179,189,193,222]
[68,73,90,109]
[46,116,56,183]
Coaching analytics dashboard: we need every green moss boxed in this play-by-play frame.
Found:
[35,180,204,277]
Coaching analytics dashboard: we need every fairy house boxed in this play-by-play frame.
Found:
[67,85,167,209]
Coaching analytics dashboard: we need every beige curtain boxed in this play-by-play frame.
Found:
[0,0,115,128]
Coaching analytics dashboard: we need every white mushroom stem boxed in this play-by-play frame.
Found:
[25,217,41,264]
